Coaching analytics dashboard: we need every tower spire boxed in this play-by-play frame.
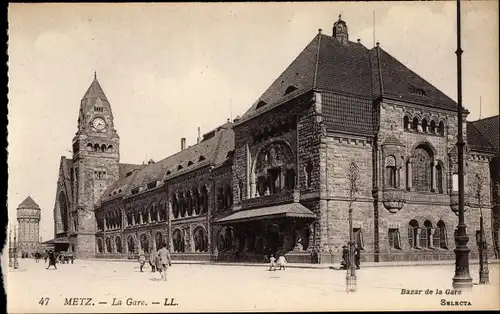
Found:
[94,71,97,80]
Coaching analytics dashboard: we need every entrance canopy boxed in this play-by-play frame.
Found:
[215,202,316,224]
[42,237,70,245]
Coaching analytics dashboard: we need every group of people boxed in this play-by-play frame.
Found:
[138,243,172,281]
[341,243,361,270]
[268,254,287,271]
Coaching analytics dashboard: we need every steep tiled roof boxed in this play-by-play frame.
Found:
[98,126,235,205]
[471,115,499,154]
[118,163,146,179]
[215,203,316,224]
[374,47,457,110]
[238,29,460,136]
[82,77,108,102]
[18,196,40,209]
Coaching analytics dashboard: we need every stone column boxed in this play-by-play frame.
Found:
[103,216,107,230]
[432,161,437,192]
[131,212,135,225]
[251,174,256,198]
[407,162,413,190]
[147,208,151,223]
[139,211,143,224]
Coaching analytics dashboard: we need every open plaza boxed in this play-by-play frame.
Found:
[6,258,500,312]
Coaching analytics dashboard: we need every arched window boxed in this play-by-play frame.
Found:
[107,145,113,151]
[435,220,448,249]
[58,192,68,233]
[385,156,397,188]
[101,144,106,152]
[106,237,112,253]
[429,120,436,134]
[155,232,164,250]
[172,195,179,218]
[238,180,244,202]
[422,220,433,248]
[140,234,149,254]
[412,145,433,192]
[172,229,185,253]
[115,236,122,253]
[305,161,313,188]
[159,201,166,221]
[225,185,232,210]
[436,162,443,194]
[438,121,445,136]
[97,238,103,253]
[179,192,186,217]
[94,143,100,151]
[421,118,428,133]
[201,186,209,213]
[193,227,208,252]
[186,191,193,216]
[127,236,135,254]
[412,117,419,131]
[87,143,93,150]
[408,220,419,249]
[403,116,410,130]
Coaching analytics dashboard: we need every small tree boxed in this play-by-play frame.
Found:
[346,160,360,292]
[469,168,490,284]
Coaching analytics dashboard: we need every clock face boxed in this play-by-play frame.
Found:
[92,117,106,130]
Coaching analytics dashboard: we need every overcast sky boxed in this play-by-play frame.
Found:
[7,2,499,241]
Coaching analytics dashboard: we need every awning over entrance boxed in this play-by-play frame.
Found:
[41,237,70,245]
[215,202,317,224]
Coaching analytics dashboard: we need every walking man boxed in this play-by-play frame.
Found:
[354,243,361,270]
[46,250,57,270]
[149,248,157,272]
[157,243,172,281]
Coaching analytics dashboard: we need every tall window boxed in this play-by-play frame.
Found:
[115,237,122,253]
[421,118,428,132]
[97,238,103,253]
[412,117,419,131]
[140,234,149,253]
[155,232,164,250]
[422,220,433,248]
[408,220,419,249]
[193,227,208,252]
[429,120,436,134]
[412,145,433,192]
[285,168,296,190]
[403,116,410,130]
[438,121,445,136]
[434,220,448,249]
[127,236,135,254]
[106,237,112,253]
[436,163,443,194]
[388,229,401,250]
[172,229,185,253]
[353,228,364,249]
[385,156,397,188]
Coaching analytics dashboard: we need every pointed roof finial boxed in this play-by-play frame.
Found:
[318,28,322,34]
[94,71,97,80]
[339,14,342,20]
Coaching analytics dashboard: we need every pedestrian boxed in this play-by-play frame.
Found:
[157,243,172,281]
[138,250,146,272]
[213,246,219,262]
[44,251,48,263]
[268,254,276,271]
[149,248,157,272]
[354,244,361,270]
[46,250,57,270]
[341,245,349,270]
[277,254,287,270]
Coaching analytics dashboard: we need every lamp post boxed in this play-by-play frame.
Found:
[13,225,19,269]
[345,161,359,293]
[452,0,472,289]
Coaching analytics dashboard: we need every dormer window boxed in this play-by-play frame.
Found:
[408,84,429,97]
[147,181,157,190]
[187,161,194,166]
[199,156,206,162]
[166,171,171,175]
[256,100,267,109]
[131,188,140,195]
[178,165,183,170]
[284,85,298,95]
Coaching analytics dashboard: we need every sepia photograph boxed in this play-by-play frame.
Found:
[5,1,500,312]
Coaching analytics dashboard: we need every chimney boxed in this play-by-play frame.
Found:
[197,127,201,144]
[181,137,186,150]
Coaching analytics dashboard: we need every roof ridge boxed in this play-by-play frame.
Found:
[312,32,322,89]
[473,114,499,122]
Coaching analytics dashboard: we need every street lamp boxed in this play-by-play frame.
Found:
[346,161,359,293]
[452,0,472,289]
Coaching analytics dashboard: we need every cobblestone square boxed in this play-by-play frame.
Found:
[6,259,500,312]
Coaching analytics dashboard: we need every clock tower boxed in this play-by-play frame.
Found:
[71,73,120,257]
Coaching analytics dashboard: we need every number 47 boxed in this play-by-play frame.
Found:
[39,297,50,306]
